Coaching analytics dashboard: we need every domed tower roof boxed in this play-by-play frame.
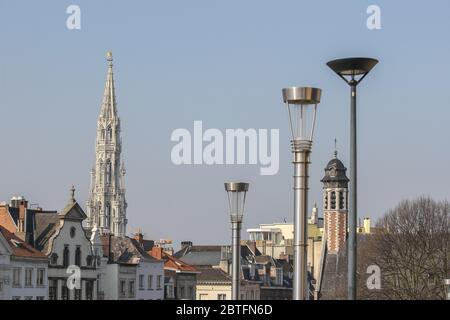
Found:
[321,151,349,187]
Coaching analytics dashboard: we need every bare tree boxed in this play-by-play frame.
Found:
[360,197,449,300]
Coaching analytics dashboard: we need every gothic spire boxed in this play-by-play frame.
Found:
[100,51,117,120]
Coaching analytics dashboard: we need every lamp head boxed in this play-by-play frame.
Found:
[224,182,249,222]
[327,57,378,84]
[281,87,322,144]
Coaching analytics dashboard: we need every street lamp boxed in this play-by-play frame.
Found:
[445,279,450,300]
[281,87,322,300]
[224,182,249,300]
[327,57,378,300]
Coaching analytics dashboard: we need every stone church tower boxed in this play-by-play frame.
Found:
[321,150,349,253]
[86,52,127,236]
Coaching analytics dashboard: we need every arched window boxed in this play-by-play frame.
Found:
[339,192,345,210]
[63,245,70,267]
[75,246,81,267]
[86,255,93,267]
[106,160,112,185]
[51,253,58,265]
[331,191,336,210]
[106,126,112,141]
[105,203,111,228]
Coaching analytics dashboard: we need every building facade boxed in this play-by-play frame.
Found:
[98,234,164,300]
[0,226,48,300]
[34,188,99,300]
[149,245,198,300]
[86,52,127,237]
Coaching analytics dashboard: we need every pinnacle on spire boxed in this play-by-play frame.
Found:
[100,51,117,120]
[70,185,76,202]
[334,138,338,158]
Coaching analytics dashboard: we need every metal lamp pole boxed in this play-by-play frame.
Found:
[282,87,322,300]
[327,57,378,300]
[224,182,249,300]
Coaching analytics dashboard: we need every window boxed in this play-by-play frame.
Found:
[86,255,93,266]
[36,296,45,301]
[75,246,81,267]
[128,280,135,297]
[339,192,345,209]
[106,161,112,185]
[63,245,70,267]
[157,275,162,290]
[12,296,21,300]
[189,286,194,300]
[74,289,81,300]
[62,285,69,300]
[25,268,33,287]
[331,191,336,210]
[49,279,57,300]
[139,275,144,290]
[86,281,94,300]
[119,280,126,297]
[12,268,21,287]
[70,227,76,238]
[37,269,45,287]
[0,281,3,292]
[24,296,33,300]
[105,203,111,228]
[199,294,208,300]
[50,253,58,265]
[147,275,153,289]
[217,294,226,300]
[180,286,185,299]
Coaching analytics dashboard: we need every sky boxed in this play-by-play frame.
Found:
[1,1,449,249]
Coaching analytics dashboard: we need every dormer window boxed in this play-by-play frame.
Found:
[50,253,58,265]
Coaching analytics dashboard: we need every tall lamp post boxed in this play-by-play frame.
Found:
[327,57,378,300]
[281,87,322,300]
[224,182,249,300]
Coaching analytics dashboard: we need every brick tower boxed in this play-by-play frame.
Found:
[321,149,349,253]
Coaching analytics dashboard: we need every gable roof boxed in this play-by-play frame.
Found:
[101,235,160,265]
[195,265,231,284]
[59,200,87,221]
[0,226,47,259]
[34,211,61,253]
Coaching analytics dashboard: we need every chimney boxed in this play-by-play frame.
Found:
[150,246,163,260]
[364,218,371,234]
[15,200,29,240]
[181,241,192,250]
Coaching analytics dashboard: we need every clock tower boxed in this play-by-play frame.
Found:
[321,149,349,253]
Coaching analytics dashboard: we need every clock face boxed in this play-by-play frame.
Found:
[330,165,337,177]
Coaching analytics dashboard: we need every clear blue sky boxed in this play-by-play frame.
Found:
[1,1,449,248]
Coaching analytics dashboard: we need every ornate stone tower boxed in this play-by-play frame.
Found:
[86,52,127,236]
[321,149,349,253]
